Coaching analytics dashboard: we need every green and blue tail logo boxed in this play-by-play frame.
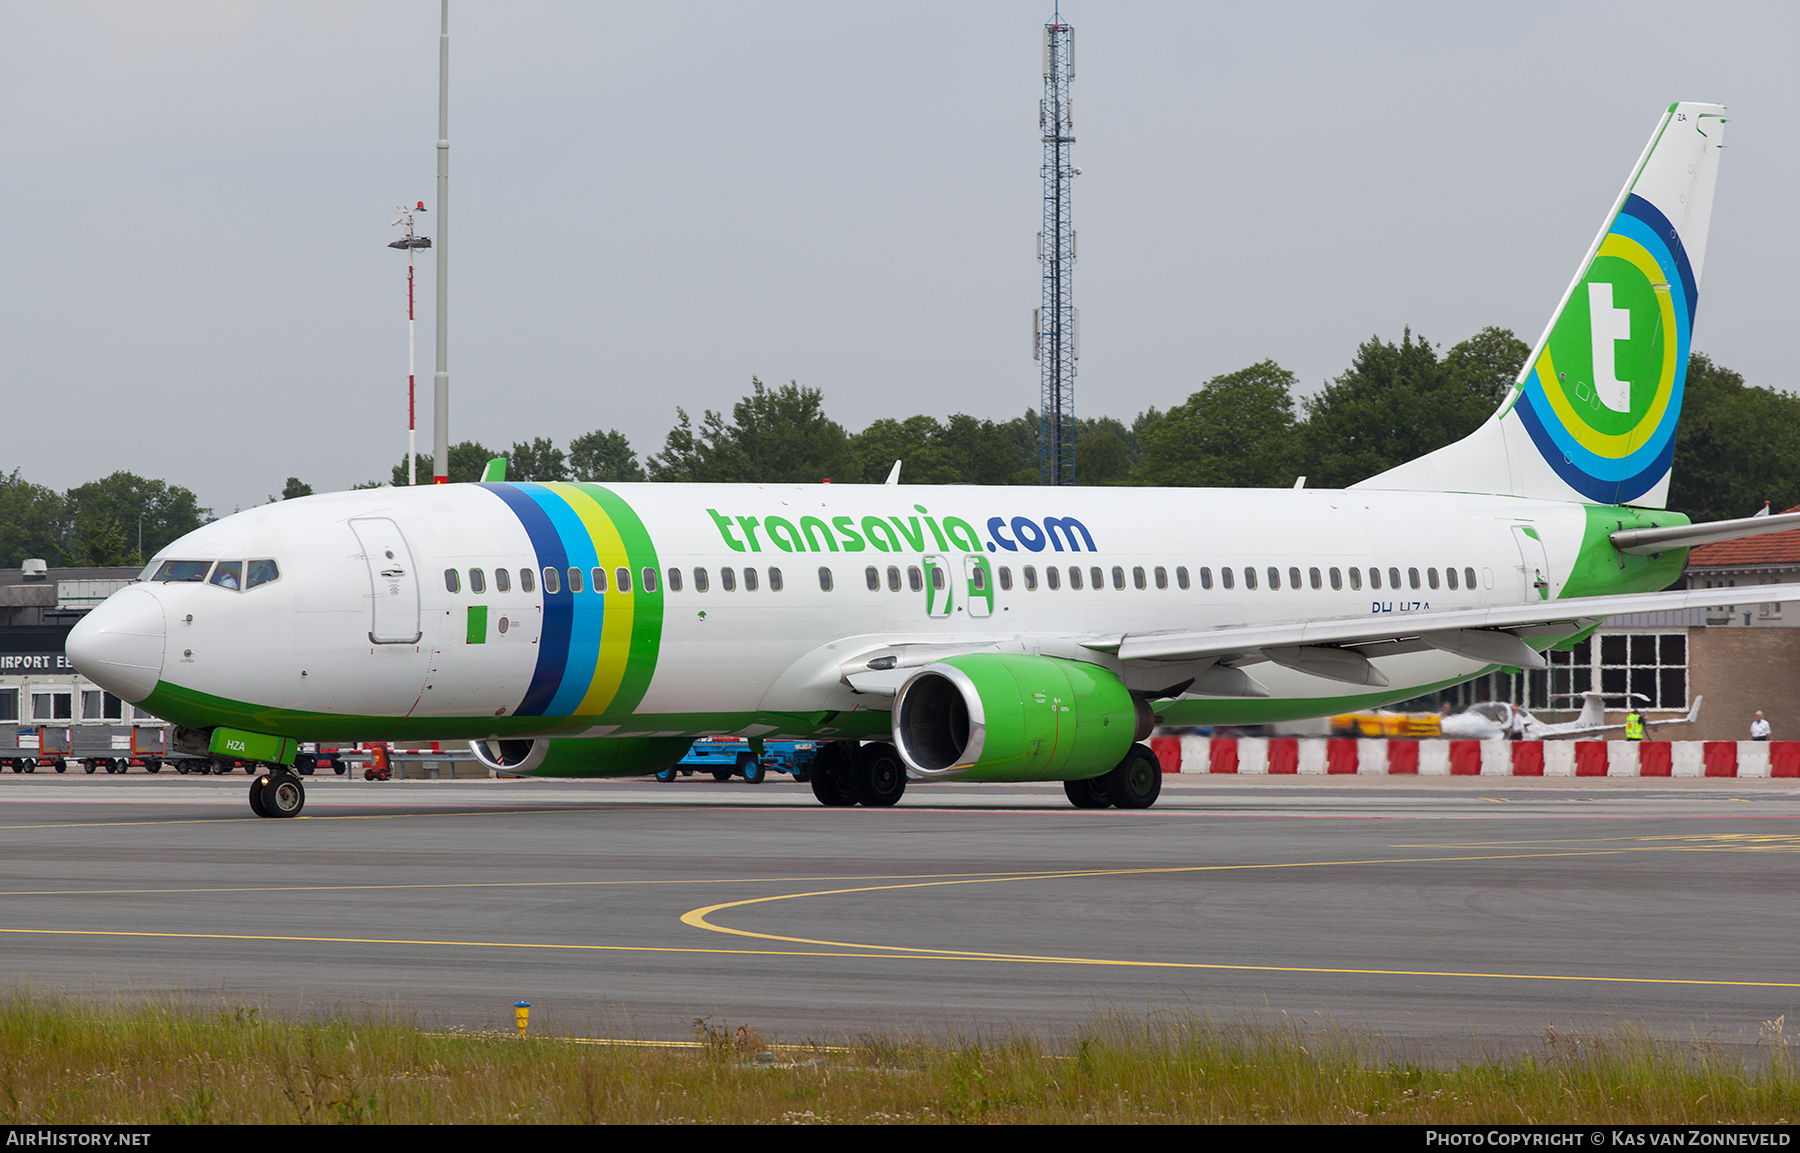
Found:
[1510,190,1695,504]
[1356,102,1725,509]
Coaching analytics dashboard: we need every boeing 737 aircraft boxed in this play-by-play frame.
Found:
[67,102,1800,818]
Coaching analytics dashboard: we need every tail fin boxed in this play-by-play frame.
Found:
[1355,102,1726,508]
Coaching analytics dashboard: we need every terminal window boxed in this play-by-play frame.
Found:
[0,689,15,722]
[1522,634,1687,712]
[32,692,72,721]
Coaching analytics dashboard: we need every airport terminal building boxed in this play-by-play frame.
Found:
[0,562,146,760]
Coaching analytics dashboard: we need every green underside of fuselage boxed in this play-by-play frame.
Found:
[135,680,896,745]
[141,672,1501,748]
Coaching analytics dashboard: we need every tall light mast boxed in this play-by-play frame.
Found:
[389,202,431,486]
[432,0,451,483]
[1035,13,1078,486]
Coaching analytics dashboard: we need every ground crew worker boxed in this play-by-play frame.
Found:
[1625,708,1646,741]
[1752,711,1772,741]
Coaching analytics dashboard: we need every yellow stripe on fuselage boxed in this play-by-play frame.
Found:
[548,483,636,717]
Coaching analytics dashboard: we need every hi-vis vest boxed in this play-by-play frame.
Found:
[1625,713,1646,740]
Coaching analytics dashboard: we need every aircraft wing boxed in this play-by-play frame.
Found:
[1090,584,1800,687]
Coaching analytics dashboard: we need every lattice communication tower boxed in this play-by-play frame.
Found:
[1035,17,1077,485]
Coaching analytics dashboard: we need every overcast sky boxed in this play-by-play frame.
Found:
[3,1,1796,515]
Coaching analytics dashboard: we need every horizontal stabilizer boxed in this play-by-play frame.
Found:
[1611,511,1800,555]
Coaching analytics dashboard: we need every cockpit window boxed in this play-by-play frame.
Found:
[149,560,211,583]
[247,559,279,589]
[208,561,243,590]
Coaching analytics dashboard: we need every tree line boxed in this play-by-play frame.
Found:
[2,323,1792,568]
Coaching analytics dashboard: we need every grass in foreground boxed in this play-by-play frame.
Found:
[0,993,1795,1124]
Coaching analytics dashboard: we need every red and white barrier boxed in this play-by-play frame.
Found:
[1157,737,1800,778]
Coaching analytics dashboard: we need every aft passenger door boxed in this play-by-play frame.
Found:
[1510,525,1552,602]
[349,518,422,643]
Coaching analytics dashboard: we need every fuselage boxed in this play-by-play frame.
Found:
[68,481,1687,745]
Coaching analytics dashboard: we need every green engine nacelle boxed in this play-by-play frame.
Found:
[891,653,1149,782]
[468,735,693,778]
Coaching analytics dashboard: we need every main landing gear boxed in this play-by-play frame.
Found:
[248,769,305,818]
[1064,743,1162,810]
[808,741,906,808]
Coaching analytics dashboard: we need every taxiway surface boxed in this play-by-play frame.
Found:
[1,771,1795,1056]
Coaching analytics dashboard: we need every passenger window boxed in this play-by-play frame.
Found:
[971,566,987,591]
[247,559,280,589]
[766,567,782,592]
[930,566,945,591]
[1289,566,1301,590]
[642,568,658,593]
[1464,567,1477,590]
[1069,567,1083,590]
[998,566,1012,591]
[743,567,758,591]
[1112,566,1126,590]
[520,568,535,593]
[1329,567,1342,591]
[617,567,633,593]
[1427,567,1439,590]
[469,568,486,594]
[694,567,710,592]
[1154,566,1167,590]
[1368,567,1381,590]
[1221,567,1234,590]
[1089,566,1103,590]
[568,567,583,594]
[865,566,880,591]
[542,568,560,595]
[1244,567,1256,590]
[494,567,511,593]
[1266,567,1279,590]
[1445,567,1458,591]
[818,567,834,592]
[1349,567,1362,591]
[907,566,923,592]
[887,565,902,592]
[445,569,461,594]
[1309,567,1322,590]
[209,561,243,591]
[592,567,606,592]
[1408,567,1421,590]
[720,567,735,591]
[1389,567,1402,589]
[666,567,682,592]
[1046,566,1061,590]
[1024,565,1039,591]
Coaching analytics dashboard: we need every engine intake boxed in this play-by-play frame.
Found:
[893,654,1144,781]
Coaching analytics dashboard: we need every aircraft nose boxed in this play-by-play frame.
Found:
[66,585,166,704]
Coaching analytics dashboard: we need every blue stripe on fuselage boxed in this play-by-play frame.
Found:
[484,483,572,717]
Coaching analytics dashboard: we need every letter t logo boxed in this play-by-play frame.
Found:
[1588,281,1632,413]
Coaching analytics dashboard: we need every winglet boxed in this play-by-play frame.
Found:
[884,460,902,486]
[482,457,507,482]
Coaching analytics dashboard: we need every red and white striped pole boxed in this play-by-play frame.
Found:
[389,202,431,486]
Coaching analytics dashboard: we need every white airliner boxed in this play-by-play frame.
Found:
[66,102,1800,818]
